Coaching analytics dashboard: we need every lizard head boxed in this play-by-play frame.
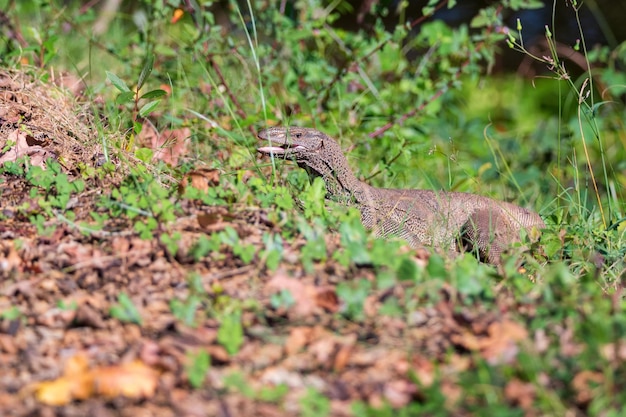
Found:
[256,126,362,199]
[257,126,341,179]
[257,126,325,159]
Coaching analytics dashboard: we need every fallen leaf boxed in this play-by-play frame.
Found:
[0,241,22,273]
[411,355,435,387]
[171,8,184,23]
[179,168,220,195]
[314,286,339,313]
[504,379,535,409]
[138,125,191,166]
[453,320,527,365]
[0,129,51,168]
[333,343,352,372]
[34,354,93,406]
[285,327,314,355]
[35,373,94,406]
[572,370,604,405]
[479,320,528,364]
[32,354,159,405]
[95,361,159,398]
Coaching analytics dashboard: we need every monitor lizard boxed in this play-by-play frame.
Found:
[257,126,544,264]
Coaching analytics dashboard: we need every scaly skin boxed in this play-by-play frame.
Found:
[257,126,544,264]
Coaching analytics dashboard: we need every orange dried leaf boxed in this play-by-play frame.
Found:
[35,375,92,406]
[94,360,159,399]
[34,355,94,406]
[171,8,184,23]
[480,320,528,363]
[180,168,221,195]
[315,287,339,312]
[572,370,604,404]
[285,327,314,355]
[504,379,535,409]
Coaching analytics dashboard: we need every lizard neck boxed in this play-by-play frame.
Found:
[298,140,369,203]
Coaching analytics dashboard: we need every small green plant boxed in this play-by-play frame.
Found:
[336,278,372,321]
[109,292,142,325]
[57,300,78,311]
[299,387,331,417]
[270,289,295,310]
[185,349,211,389]
[333,212,371,267]
[7,158,87,234]
[220,227,256,264]
[0,306,22,321]
[217,309,244,355]
[223,372,289,403]
[260,232,284,271]
[247,177,294,210]
[170,273,205,327]
[106,55,167,146]
[190,233,223,261]
[298,218,328,273]
[107,166,179,240]
[160,231,181,257]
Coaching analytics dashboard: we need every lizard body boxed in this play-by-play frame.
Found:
[257,126,544,264]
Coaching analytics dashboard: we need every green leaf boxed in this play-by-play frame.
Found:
[139,100,161,118]
[109,293,142,324]
[299,388,330,417]
[160,232,181,256]
[0,306,22,320]
[135,147,154,163]
[396,257,419,281]
[115,91,135,105]
[186,349,210,389]
[137,55,154,90]
[106,71,131,93]
[217,310,244,355]
[140,89,167,100]
[336,279,371,321]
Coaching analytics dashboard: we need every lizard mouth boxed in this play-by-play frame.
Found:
[257,144,306,155]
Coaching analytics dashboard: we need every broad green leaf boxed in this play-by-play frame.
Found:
[106,71,131,92]
[140,89,167,100]
[139,100,161,118]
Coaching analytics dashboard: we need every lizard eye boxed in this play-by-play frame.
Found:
[294,133,302,138]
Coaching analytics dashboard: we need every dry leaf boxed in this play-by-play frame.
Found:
[452,320,527,365]
[0,241,22,273]
[33,355,159,405]
[333,344,352,372]
[179,168,220,195]
[572,370,604,404]
[34,355,93,406]
[314,286,339,313]
[411,355,435,387]
[504,379,535,409]
[480,320,528,364]
[285,327,314,355]
[94,361,159,398]
[0,129,51,168]
[138,125,191,166]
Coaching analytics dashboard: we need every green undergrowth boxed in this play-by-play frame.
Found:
[1,0,626,415]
